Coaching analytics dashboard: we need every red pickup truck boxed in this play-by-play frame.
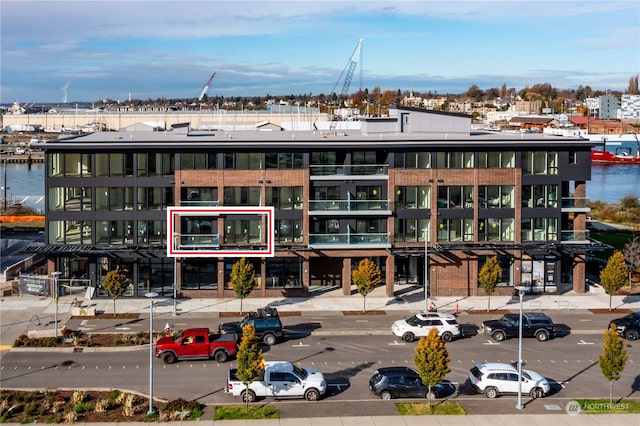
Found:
[154,328,239,364]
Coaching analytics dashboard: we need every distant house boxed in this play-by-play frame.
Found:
[508,116,556,131]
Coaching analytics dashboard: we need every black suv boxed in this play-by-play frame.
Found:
[481,312,556,342]
[610,312,640,341]
[368,366,454,400]
[218,307,283,345]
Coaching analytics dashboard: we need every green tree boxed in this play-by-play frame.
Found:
[235,323,263,412]
[600,251,628,311]
[102,270,129,314]
[414,328,451,408]
[598,324,629,405]
[478,256,502,312]
[231,258,256,313]
[352,258,383,312]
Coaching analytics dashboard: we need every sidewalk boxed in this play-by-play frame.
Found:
[1,288,639,426]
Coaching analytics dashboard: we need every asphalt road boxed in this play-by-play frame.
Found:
[2,313,638,413]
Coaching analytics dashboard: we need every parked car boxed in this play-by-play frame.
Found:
[480,312,556,342]
[391,312,461,342]
[369,366,454,400]
[469,362,550,399]
[609,311,640,341]
[218,306,283,345]
[154,328,238,364]
[226,361,326,402]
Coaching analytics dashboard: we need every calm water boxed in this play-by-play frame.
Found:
[1,161,639,209]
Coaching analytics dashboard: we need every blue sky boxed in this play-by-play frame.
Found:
[1,0,638,104]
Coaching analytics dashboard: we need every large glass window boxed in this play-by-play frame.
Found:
[478,255,512,287]
[437,219,473,242]
[437,186,473,208]
[48,220,92,244]
[266,187,303,210]
[522,185,558,208]
[223,187,261,206]
[437,151,474,168]
[137,220,165,244]
[394,152,431,168]
[266,258,302,289]
[479,186,514,208]
[478,218,515,241]
[137,153,174,177]
[521,217,558,241]
[182,259,218,290]
[265,152,304,169]
[275,219,303,243]
[478,151,515,168]
[224,219,262,243]
[395,186,430,209]
[181,187,217,205]
[180,152,217,170]
[394,218,429,242]
[522,151,558,175]
[48,187,92,211]
[224,152,261,169]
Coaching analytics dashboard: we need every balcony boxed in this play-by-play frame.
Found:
[309,232,391,249]
[561,229,591,243]
[561,197,590,213]
[308,199,391,215]
[309,164,389,180]
[174,233,220,250]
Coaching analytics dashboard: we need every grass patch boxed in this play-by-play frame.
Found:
[396,401,466,415]
[213,405,280,420]
[575,399,640,414]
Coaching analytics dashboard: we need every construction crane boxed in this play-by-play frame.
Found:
[328,39,363,130]
[197,72,216,102]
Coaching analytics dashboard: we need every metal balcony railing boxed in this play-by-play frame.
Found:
[560,197,590,209]
[308,199,390,211]
[174,233,220,249]
[309,164,389,177]
[179,200,220,207]
[309,233,389,245]
[560,230,590,242]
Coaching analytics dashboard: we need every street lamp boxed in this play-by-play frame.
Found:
[52,271,62,338]
[145,291,159,415]
[515,286,526,410]
[423,226,430,313]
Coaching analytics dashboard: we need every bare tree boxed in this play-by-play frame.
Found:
[622,237,640,289]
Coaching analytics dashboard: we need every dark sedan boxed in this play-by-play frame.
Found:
[369,366,454,400]
[610,312,640,340]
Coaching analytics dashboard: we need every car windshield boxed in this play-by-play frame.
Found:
[293,364,308,379]
[624,313,640,321]
[521,372,532,380]
[499,316,516,326]
[406,315,421,326]
[172,331,185,342]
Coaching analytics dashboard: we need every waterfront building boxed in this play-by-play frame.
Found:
[27,107,602,299]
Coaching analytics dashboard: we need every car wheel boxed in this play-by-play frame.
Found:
[162,352,177,364]
[493,331,506,341]
[625,329,639,341]
[380,391,392,400]
[425,390,437,400]
[263,334,277,346]
[441,332,453,342]
[213,350,228,363]
[241,390,256,403]
[536,330,549,342]
[402,332,415,342]
[304,388,320,401]
[484,387,499,399]
[529,387,544,399]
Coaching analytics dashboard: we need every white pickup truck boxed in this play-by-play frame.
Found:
[226,361,327,402]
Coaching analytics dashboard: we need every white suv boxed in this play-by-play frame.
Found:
[469,362,550,399]
[391,312,461,342]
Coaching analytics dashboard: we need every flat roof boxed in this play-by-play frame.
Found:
[34,130,596,151]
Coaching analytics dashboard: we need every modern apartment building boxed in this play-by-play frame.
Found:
[28,107,602,300]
